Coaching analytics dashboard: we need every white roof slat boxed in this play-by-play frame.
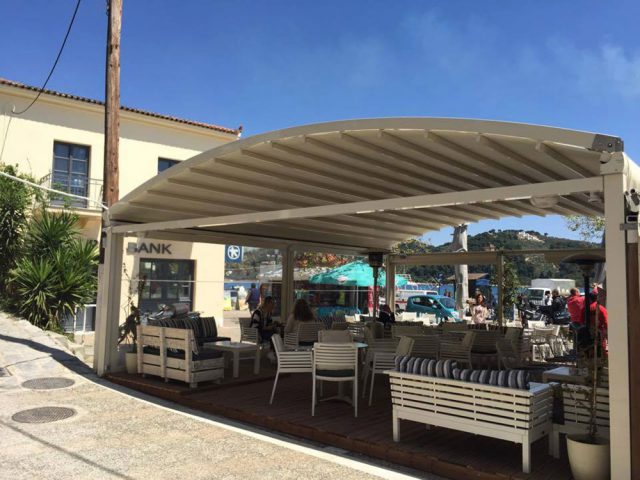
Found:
[109,118,625,250]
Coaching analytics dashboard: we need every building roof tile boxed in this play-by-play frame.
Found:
[0,77,242,136]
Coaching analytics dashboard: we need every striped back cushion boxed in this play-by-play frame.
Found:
[182,317,202,339]
[200,317,218,338]
[395,356,457,380]
[394,357,530,389]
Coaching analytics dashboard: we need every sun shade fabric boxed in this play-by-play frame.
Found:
[309,260,407,287]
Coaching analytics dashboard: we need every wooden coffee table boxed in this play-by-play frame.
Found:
[205,341,260,378]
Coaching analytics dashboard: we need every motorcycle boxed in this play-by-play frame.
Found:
[141,303,200,325]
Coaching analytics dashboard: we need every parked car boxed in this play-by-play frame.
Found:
[405,295,460,322]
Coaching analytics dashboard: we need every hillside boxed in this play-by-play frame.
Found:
[404,230,598,284]
[227,230,598,285]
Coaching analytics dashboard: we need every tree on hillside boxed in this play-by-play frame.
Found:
[565,215,604,242]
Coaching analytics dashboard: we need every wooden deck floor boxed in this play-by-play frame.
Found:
[107,363,572,480]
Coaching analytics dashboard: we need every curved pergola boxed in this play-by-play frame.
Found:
[98,118,638,478]
[108,117,631,251]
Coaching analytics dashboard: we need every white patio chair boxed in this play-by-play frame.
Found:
[312,343,359,417]
[298,322,323,346]
[410,335,439,359]
[361,327,397,386]
[269,334,312,404]
[318,330,352,342]
[346,322,365,341]
[331,321,348,330]
[532,326,557,361]
[283,331,299,350]
[240,326,259,344]
[366,335,414,406]
[400,311,417,321]
[391,325,423,337]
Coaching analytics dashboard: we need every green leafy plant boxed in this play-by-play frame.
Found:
[0,164,41,295]
[117,264,146,352]
[7,209,98,330]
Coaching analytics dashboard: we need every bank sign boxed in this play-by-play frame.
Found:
[127,242,172,255]
[225,245,243,263]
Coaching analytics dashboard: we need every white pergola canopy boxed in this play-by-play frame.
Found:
[108,118,632,251]
[99,118,639,478]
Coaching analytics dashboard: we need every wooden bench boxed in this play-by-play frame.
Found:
[137,325,224,387]
[388,370,553,473]
[549,384,610,458]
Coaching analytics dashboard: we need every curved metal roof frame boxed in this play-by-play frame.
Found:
[109,117,631,252]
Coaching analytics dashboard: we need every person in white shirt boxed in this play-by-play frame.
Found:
[471,293,488,324]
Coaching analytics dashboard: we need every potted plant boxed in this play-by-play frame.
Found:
[560,252,609,480]
[565,296,609,480]
[117,302,141,374]
[117,266,145,374]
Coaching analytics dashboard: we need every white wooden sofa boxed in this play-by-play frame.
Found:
[137,325,224,387]
[388,370,553,473]
[549,384,610,458]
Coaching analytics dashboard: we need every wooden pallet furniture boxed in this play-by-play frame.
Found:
[137,325,224,388]
[388,370,553,473]
[549,384,610,458]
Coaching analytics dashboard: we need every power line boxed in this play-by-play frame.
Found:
[12,0,82,116]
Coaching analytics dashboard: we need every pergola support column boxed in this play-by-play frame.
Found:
[497,252,504,325]
[626,227,640,478]
[280,245,295,321]
[385,255,396,311]
[94,229,124,376]
[602,156,631,480]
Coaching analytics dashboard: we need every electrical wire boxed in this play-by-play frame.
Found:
[12,0,82,115]
[0,169,107,210]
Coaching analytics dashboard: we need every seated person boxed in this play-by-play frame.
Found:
[379,304,396,327]
[250,296,277,343]
[285,299,316,344]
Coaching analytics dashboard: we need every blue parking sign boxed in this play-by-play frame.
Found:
[225,245,243,263]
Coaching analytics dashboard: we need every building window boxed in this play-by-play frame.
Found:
[51,141,90,208]
[138,259,195,312]
[158,158,180,173]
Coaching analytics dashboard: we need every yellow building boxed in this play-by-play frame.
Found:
[0,77,240,322]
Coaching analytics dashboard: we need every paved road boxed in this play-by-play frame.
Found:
[0,313,439,480]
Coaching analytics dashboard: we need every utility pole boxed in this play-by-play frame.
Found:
[94,0,122,374]
[103,0,122,207]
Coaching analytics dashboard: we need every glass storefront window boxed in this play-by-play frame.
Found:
[138,259,195,312]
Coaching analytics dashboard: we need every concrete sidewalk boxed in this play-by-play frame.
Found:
[0,313,437,480]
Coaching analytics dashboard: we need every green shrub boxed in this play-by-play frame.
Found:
[8,209,98,330]
[0,164,40,294]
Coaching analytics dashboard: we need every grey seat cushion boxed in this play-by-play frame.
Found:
[316,369,355,377]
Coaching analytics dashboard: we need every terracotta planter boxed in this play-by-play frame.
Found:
[567,434,610,480]
[125,351,138,374]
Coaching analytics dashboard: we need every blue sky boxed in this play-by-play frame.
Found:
[2,1,639,245]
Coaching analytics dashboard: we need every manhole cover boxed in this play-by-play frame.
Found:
[0,367,10,377]
[22,377,75,390]
[12,406,77,424]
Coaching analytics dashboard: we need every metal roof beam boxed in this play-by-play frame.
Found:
[112,176,603,235]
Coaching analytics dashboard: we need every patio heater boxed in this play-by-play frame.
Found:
[368,252,384,321]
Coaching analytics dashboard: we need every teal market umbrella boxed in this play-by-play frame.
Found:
[309,261,407,287]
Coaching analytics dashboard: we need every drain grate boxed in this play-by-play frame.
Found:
[0,367,10,377]
[22,377,75,390]
[12,406,77,424]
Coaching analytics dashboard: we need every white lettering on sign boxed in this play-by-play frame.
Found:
[127,242,172,255]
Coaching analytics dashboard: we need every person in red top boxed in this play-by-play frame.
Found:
[579,289,608,353]
[566,288,585,324]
